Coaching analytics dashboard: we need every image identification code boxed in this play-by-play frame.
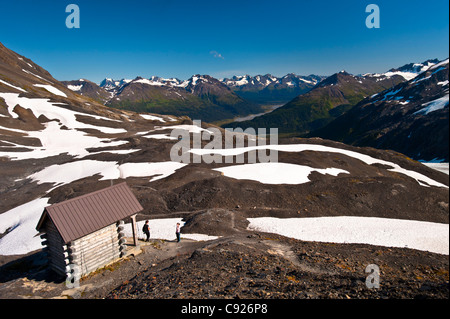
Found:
[181,303,268,316]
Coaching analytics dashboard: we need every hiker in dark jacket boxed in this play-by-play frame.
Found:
[143,220,150,242]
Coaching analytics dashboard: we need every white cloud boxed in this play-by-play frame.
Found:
[210,50,224,60]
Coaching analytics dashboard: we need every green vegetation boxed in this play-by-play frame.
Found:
[225,73,405,136]
[108,89,263,123]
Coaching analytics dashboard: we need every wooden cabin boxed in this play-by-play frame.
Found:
[36,182,143,278]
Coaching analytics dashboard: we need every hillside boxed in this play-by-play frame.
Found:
[310,59,449,162]
[0,42,448,300]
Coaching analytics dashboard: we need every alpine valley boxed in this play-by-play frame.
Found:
[0,42,448,300]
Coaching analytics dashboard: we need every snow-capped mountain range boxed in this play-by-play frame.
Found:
[62,59,439,108]
[97,74,323,93]
[222,73,324,89]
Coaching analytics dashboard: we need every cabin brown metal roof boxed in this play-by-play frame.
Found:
[36,182,143,243]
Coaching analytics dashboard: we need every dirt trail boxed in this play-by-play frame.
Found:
[263,239,336,276]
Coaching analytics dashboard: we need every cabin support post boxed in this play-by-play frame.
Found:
[130,214,139,247]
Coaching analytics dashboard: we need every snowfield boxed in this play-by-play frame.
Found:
[0,121,128,160]
[67,84,83,91]
[29,160,121,189]
[0,93,130,160]
[248,216,449,255]
[0,93,125,133]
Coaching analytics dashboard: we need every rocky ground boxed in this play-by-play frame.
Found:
[0,210,448,300]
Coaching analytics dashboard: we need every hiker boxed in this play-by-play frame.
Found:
[176,222,181,243]
[142,220,150,242]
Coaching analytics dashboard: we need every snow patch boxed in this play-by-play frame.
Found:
[143,134,178,140]
[140,114,166,122]
[118,161,187,182]
[414,95,449,115]
[155,124,213,134]
[29,160,120,189]
[0,197,50,255]
[33,84,67,97]
[213,163,349,185]
[122,218,219,242]
[22,69,51,83]
[27,160,186,188]
[0,79,26,92]
[134,78,164,86]
[67,84,83,91]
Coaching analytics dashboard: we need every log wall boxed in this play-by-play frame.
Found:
[42,220,69,276]
[69,223,122,277]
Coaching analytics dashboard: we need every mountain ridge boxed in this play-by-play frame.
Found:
[309,59,449,161]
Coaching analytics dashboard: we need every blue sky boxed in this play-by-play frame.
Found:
[1,0,448,83]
